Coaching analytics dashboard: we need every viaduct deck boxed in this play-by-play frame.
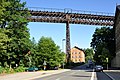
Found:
[28,8,115,26]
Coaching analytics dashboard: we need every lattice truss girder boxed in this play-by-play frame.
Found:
[29,10,114,26]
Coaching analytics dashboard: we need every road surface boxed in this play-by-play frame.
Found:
[34,65,111,80]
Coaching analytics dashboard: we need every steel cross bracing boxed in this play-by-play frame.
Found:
[27,7,115,63]
[28,7,114,26]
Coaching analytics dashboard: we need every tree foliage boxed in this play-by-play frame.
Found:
[0,0,30,68]
[91,27,115,66]
[0,29,11,67]
[84,48,94,63]
[37,36,65,69]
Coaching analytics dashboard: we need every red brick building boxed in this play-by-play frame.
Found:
[70,46,85,63]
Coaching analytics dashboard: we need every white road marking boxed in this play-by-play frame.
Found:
[91,69,95,80]
[104,72,115,80]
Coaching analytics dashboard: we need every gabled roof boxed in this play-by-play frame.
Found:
[73,46,84,52]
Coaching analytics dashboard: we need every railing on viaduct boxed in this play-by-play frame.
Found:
[28,7,115,26]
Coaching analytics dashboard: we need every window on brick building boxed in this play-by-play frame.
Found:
[75,59,77,62]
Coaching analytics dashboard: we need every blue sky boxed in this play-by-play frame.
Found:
[21,0,120,50]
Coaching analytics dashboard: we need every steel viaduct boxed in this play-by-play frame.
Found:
[26,5,120,67]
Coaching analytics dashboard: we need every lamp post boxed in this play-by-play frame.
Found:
[62,39,66,69]
[106,58,108,70]
[62,39,66,53]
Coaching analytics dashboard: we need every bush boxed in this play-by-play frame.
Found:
[14,66,25,72]
[0,67,14,74]
[0,67,4,74]
[4,68,14,73]
[0,66,26,74]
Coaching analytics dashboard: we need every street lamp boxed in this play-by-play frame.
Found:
[62,39,66,69]
[62,39,66,53]
[106,58,108,70]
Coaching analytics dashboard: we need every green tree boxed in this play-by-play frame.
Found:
[37,36,65,69]
[0,0,10,27]
[0,0,31,68]
[0,29,11,67]
[28,37,38,67]
[91,27,115,66]
[84,48,94,63]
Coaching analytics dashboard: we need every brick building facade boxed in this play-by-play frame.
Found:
[70,46,85,63]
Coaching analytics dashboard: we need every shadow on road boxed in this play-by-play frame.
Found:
[71,64,89,70]
[71,75,91,78]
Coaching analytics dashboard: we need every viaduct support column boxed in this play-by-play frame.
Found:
[66,15,71,64]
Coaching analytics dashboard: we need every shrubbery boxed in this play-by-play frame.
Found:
[0,67,4,74]
[0,66,26,74]
[0,67,14,74]
[14,66,25,72]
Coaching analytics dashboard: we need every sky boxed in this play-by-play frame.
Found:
[21,0,120,51]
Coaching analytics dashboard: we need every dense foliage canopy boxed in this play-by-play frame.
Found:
[0,0,30,68]
[84,48,94,63]
[91,27,115,66]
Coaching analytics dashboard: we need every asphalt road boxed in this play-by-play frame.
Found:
[34,70,92,80]
[33,65,111,80]
[96,72,111,80]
